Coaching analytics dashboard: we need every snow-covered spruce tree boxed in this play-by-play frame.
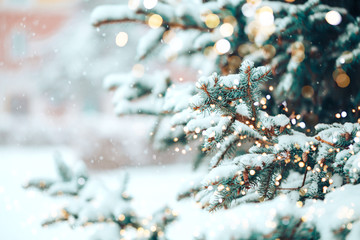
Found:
[175,60,360,239]
[24,154,177,240]
[91,0,360,128]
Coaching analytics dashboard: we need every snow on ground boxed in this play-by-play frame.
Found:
[0,146,210,240]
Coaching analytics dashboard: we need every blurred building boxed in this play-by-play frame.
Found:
[0,0,184,169]
[0,0,77,116]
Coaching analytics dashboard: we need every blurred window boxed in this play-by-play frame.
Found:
[8,95,29,115]
[10,31,27,60]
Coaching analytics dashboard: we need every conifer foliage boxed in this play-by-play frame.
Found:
[177,60,360,238]
[92,0,360,124]
[24,154,177,240]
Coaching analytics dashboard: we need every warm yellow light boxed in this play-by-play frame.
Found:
[219,23,234,37]
[148,14,163,29]
[325,10,342,26]
[132,64,145,78]
[336,73,350,88]
[143,0,157,9]
[115,32,128,47]
[205,14,220,29]
[118,214,125,221]
[291,41,305,63]
[215,39,231,54]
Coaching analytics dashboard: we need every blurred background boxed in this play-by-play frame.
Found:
[0,0,189,169]
[0,1,197,239]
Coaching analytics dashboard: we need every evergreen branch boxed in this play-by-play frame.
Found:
[93,11,209,32]
[245,66,257,122]
[289,218,304,240]
[262,164,275,199]
[212,139,239,168]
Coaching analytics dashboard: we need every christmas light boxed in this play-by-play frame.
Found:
[215,39,231,54]
[148,14,163,29]
[205,14,220,28]
[335,73,350,88]
[325,10,342,26]
[115,32,128,47]
[220,23,234,37]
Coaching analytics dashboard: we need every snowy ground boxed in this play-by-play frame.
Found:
[0,146,210,240]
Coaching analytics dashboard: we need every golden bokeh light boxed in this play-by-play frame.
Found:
[205,14,220,29]
[220,23,234,37]
[302,85,314,99]
[291,41,305,63]
[215,39,231,54]
[336,73,350,88]
[132,64,145,78]
[325,10,342,26]
[115,32,128,47]
[285,0,295,2]
[148,14,163,29]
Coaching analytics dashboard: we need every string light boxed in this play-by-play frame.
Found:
[115,32,128,47]
[325,10,342,26]
[205,14,220,28]
[215,39,231,54]
[148,14,163,29]
[335,73,350,88]
[220,23,234,37]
